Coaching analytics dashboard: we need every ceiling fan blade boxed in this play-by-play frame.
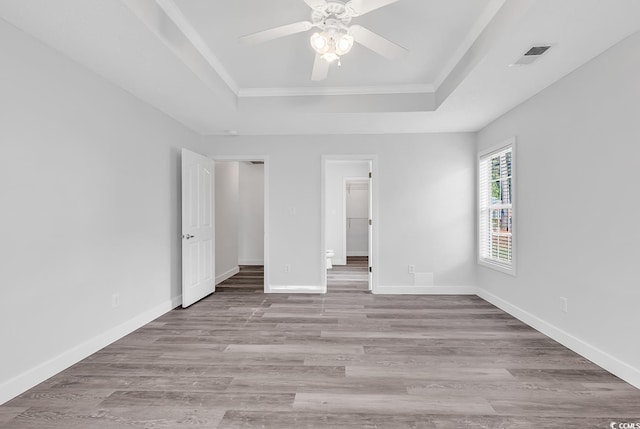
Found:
[304,0,328,9]
[346,0,400,16]
[349,25,408,60]
[311,54,330,81]
[240,21,313,45]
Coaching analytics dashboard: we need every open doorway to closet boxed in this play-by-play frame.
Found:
[343,177,369,287]
[322,157,377,293]
[214,158,267,293]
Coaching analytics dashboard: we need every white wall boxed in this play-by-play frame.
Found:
[238,162,264,265]
[202,134,476,293]
[325,162,369,265]
[477,31,640,387]
[346,180,369,256]
[215,161,239,283]
[0,20,204,403]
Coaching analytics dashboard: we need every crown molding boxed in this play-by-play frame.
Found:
[238,83,435,98]
[435,0,535,108]
[154,0,239,94]
[433,0,507,90]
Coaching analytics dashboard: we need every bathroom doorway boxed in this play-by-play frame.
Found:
[321,156,377,293]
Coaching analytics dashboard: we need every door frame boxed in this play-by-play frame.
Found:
[213,155,269,293]
[321,155,379,293]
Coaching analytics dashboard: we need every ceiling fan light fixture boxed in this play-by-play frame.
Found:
[310,32,329,53]
[335,34,354,55]
[311,29,352,64]
[240,0,406,80]
[322,52,340,63]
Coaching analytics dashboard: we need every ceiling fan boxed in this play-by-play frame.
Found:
[239,0,408,81]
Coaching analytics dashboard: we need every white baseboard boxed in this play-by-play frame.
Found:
[0,296,181,405]
[374,285,477,295]
[238,259,264,266]
[215,266,240,285]
[266,285,326,294]
[346,251,368,257]
[477,288,640,389]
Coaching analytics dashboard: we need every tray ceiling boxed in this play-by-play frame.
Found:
[1,0,639,135]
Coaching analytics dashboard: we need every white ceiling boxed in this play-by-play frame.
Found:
[1,0,640,135]
[176,0,492,89]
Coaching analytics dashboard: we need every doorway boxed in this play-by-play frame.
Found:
[213,157,268,293]
[345,177,369,260]
[322,156,377,293]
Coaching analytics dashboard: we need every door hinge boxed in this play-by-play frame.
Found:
[369,266,372,273]
[369,172,372,178]
[368,219,372,226]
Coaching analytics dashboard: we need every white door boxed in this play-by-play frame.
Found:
[368,164,373,291]
[181,149,215,308]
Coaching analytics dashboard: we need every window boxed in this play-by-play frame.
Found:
[478,138,515,275]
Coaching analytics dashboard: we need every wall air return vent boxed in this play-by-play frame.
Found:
[511,44,553,66]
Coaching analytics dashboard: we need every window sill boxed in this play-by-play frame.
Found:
[478,259,517,277]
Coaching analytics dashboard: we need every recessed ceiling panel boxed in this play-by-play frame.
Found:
[174,0,492,89]
[3,0,639,135]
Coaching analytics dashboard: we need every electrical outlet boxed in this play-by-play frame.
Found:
[112,293,120,308]
[560,297,568,313]
[284,264,291,273]
[408,265,415,274]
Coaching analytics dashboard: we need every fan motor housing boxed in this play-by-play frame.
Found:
[311,2,352,27]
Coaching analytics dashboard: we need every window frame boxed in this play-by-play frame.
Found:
[477,137,517,276]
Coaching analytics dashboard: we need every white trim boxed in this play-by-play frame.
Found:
[238,259,264,266]
[435,0,534,108]
[477,288,640,389]
[238,84,435,98]
[0,296,181,405]
[375,285,478,295]
[263,158,270,297]
[155,0,239,94]
[347,251,368,257]
[477,136,517,276]
[321,159,327,290]
[434,0,506,89]
[215,266,239,285]
[341,177,347,269]
[266,285,326,294]
[478,259,514,276]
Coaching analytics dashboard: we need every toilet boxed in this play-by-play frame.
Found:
[325,249,335,269]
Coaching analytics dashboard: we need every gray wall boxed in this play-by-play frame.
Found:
[238,162,265,265]
[214,161,239,282]
[0,19,204,402]
[202,133,477,292]
[477,31,640,386]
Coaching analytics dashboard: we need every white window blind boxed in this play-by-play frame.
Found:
[479,141,514,273]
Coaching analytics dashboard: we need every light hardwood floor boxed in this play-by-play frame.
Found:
[2,257,639,428]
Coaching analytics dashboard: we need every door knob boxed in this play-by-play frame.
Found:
[182,234,195,240]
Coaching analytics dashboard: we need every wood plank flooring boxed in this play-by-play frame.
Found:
[2,257,639,428]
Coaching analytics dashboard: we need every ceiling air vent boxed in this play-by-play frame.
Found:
[511,45,553,66]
